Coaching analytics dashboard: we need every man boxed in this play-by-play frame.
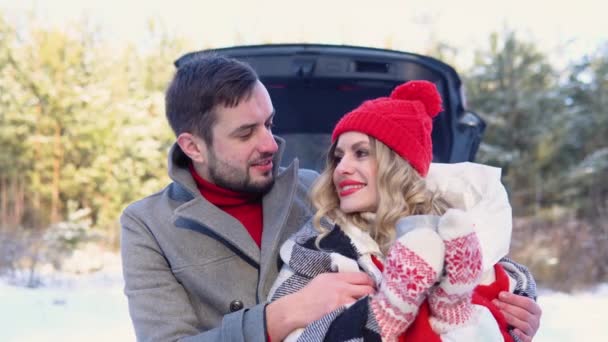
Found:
[121,54,541,341]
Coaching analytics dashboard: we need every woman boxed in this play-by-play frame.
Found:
[268,81,536,341]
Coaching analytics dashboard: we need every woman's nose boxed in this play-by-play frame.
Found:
[335,157,353,174]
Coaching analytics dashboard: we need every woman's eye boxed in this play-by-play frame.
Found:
[355,149,369,158]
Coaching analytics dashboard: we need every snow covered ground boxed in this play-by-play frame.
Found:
[1,250,607,342]
[535,285,608,341]
[0,249,134,342]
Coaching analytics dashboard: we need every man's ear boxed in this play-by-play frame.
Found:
[176,132,207,163]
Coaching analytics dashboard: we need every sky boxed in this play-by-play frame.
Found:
[1,0,606,69]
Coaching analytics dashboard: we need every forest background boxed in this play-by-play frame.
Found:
[0,3,606,292]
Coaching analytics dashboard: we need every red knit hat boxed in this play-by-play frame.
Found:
[331,80,442,176]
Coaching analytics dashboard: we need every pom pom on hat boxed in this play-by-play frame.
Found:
[331,80,443,176]
[390,80,443,119]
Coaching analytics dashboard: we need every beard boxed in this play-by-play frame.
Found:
[207,150,275,194]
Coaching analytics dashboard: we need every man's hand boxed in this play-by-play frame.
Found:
[266,272,375,341]
[493,291,542,341]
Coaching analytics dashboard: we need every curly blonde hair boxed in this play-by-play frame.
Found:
[310,136,448,254]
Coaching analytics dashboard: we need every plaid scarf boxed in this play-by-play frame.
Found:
[268,219,537,342]
[268,219,384,341]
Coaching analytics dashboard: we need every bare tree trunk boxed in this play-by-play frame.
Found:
[1,176,6,228]
[9,176,17,227]
[15,175,25,226]
[534,173,542,215]
[32,190,41,228]
[31,105,42,229]
[50,122,62,224]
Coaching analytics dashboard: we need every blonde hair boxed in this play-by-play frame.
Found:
[310,136,448,254]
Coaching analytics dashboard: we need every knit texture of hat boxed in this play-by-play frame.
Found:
[331,80,442,176]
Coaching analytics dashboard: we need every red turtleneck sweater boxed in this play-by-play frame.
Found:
[189,164,263,248]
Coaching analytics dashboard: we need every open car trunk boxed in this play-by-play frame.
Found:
[176,44,485,171]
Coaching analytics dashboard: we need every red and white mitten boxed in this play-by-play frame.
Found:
[429,209,483,334]
[371,228,445,339]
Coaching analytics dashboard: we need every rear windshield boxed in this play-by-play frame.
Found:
[266,78,445,171]
[266,78,400,134]
[279,133,332,171]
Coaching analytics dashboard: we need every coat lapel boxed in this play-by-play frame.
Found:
[168,143,262,266]
[166,139,308,300]
[257,160,300,299]
[173,197,261,266]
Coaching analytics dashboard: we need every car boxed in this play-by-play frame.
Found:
[175,44,485,171]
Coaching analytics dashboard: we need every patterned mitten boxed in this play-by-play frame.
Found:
[429,208,483,334]
[371,228,445,339]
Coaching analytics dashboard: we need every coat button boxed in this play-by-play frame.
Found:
[229,300,244,312]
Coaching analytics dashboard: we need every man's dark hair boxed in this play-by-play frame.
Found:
[165,53,259,145]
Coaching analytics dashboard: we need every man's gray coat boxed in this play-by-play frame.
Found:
[121,139,317,341]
